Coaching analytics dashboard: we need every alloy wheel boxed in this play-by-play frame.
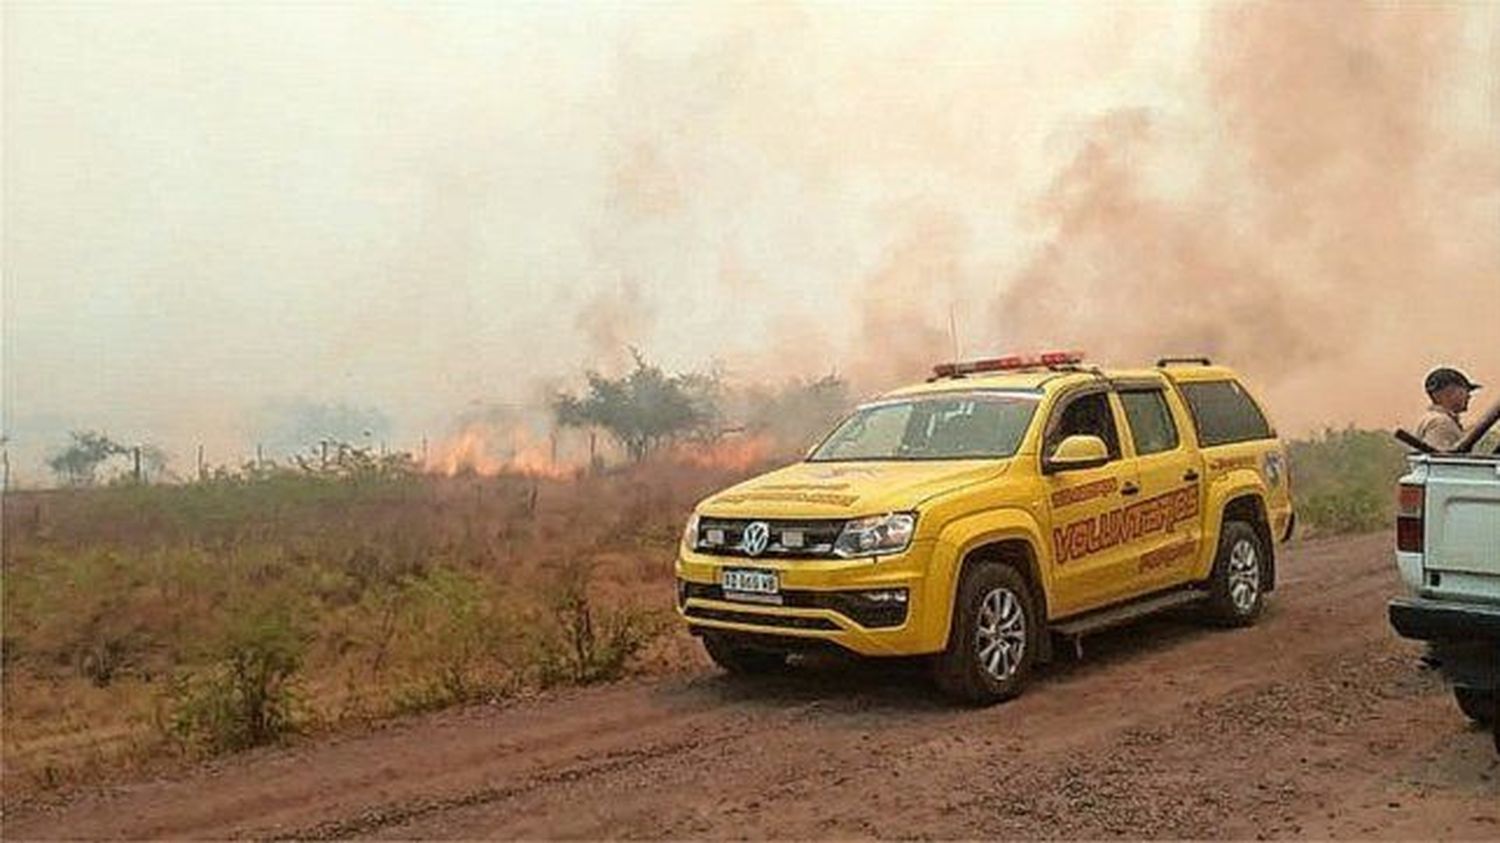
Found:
[975,587,1027,681]
[1227,538,1261,614]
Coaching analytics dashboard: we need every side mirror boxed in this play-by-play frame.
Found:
[1046,435,1110,473]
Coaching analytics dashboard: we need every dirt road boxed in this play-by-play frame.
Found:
[7,533,1498,839]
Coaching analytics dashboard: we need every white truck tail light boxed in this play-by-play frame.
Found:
[1396,483,1424,553]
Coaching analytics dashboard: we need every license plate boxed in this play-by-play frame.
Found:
[722,568,780,603]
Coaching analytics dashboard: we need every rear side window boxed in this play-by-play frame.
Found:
[1120,390,1180,455]
[1179,380,1274,447]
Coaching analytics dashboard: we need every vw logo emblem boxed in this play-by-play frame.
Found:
[741,521,771,557]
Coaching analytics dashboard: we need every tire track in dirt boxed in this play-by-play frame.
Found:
[8,533,1497,839]
[275,738,710,841]
[6,692,776,839]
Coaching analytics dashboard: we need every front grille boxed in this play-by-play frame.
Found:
[682,582,908,629]
[694,517,845,558]
[683,605,841,630]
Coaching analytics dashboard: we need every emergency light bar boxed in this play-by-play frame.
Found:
[931,351,1085,379]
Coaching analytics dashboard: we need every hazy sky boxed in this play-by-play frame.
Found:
[4,3,1497,482]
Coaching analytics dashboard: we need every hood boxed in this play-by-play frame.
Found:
[698,459,1011,519]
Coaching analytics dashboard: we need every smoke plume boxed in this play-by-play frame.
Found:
[989,3,1498,432]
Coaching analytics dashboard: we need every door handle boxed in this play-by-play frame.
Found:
[1121,482,1140,496]
[1183,469,1200,482]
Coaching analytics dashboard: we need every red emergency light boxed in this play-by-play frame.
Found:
[931,350,1085,379]
[1039,350,1086,366]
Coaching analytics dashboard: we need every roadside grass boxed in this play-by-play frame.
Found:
[1286,427,1410,536]
[1,462,744,797]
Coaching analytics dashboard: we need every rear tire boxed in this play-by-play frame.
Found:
[701,633,787,675]
[932,562,1038,705]
[1454,687,1497,726]
[1203,520,1266,627]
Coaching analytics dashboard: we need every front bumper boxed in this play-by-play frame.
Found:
[674,540,945,657]
[1389,596,1500,643]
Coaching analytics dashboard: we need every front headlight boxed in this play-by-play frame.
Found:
[682,512,700,550]
[833,512,917,558]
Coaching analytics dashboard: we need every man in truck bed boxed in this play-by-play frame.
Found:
[1414,366,1482,451]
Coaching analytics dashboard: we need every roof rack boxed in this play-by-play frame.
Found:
[1156,356,1212,368]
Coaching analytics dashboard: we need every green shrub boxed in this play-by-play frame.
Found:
[1287,428,1409,535]
[164,603,307,753]
[386,568,512,712]
[533,560,664,687]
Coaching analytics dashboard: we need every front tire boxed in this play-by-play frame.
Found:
[1454,687,1497,726]
[1203,520,1266,627]
[701,632,787,675]
[932,562,1038,705]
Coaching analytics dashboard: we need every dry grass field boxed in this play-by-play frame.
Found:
[1,428,1411,802]
[1,459,755,796]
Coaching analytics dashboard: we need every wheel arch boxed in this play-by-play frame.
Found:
[958,539,1046,620]
[1218,492,1276,591]
[950,537,1053,662]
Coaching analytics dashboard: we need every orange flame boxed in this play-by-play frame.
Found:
[424,425,572,478]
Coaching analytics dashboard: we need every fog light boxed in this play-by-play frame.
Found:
[860,588,908,604]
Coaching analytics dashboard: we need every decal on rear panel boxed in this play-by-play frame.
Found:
[1209,455,1258,472]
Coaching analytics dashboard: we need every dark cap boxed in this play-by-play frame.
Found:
[1425,367,1482,396]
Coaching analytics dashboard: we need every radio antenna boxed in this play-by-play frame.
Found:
[948,305,960,361]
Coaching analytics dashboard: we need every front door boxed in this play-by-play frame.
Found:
[1042,389,1142,616]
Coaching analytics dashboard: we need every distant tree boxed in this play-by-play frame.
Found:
[47,431,126,486]
[674,364,728,444]
[553,350,716,461]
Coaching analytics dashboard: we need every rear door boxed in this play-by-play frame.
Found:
[1117,383,1205,594]
[1172,376,1293,542]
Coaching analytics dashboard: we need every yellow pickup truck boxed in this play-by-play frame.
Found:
[676,353,1294,703]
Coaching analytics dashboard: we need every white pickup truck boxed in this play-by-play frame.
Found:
[1390,401,1500,752]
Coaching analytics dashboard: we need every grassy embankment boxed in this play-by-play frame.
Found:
[0,428,1412,796]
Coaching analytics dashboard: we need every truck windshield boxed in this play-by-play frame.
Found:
[808,392,1040,462]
